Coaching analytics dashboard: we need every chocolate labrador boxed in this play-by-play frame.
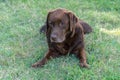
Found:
[32,8,92,68]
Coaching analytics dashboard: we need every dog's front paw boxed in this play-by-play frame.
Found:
[80,62,89,68]
[32,62,44,68]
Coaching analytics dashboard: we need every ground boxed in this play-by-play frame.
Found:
[0,0,120,80]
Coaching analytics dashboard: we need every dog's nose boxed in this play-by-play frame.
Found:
[51,34,57,41]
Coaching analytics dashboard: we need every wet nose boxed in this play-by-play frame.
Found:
[51,34,57,41]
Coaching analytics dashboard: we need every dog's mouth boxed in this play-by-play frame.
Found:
[50,38,65,43]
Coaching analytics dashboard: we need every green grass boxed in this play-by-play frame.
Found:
[0,0,120,80]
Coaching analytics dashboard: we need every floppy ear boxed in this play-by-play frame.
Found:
[79,20,92,34]
[46,12,52,34]
[67,12,78,37]
[40,11,51,34]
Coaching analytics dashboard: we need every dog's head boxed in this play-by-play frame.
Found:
[46,9,92,43]
[46,9,78,43]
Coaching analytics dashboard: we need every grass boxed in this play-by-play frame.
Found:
[0,0,120,80]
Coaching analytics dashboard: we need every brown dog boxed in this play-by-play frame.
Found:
[32,9,92,68]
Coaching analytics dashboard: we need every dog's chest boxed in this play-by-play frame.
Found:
[56,43,70,54]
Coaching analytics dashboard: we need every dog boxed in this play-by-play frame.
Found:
[32,8,92,68]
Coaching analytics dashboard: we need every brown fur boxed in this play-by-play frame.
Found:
[32,9,92,68]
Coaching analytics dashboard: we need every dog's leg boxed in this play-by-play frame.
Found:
[32,50,60,68]
[77,48,89,68]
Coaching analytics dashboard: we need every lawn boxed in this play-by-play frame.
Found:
[0,0,120,80]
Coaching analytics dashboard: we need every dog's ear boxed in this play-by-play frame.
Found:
[79,20,92,34]
[40,11,52,34]
[46,11,52,34]
[67,12,78,37]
